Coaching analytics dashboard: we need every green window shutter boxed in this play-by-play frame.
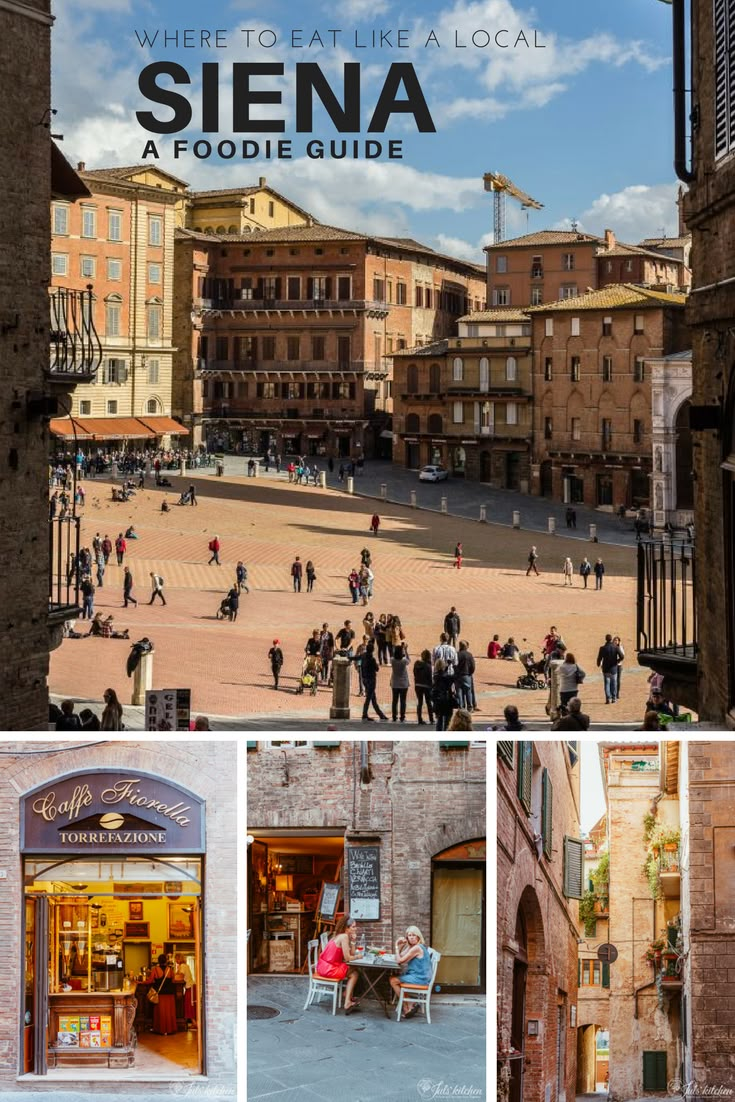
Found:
[541,768,553,858]
[517,742,532,815]
[563,836,585,898]
[578,958,581,986]
[246,741,257,750]
[642,1051,667,1090]
[497,741,514,768]
[602,961,610,988]
[440,741,470,749]
[312,741,341,748]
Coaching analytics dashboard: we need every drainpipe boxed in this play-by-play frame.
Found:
[360,740,371,784]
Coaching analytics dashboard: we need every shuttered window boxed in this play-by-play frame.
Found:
[563,836,585,898]
[642,1051,667,1090]
[541,768,553,858]
[714,0,735,158]
[517,742,532,815]
[497,741,514,768]
[602,961,610,988]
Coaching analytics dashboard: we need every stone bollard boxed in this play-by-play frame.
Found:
[440,496,448,514]
[145,459,151,476]
[590,523,598,542]
[179,461,186,479]
[111,461,119,480]
[380,483,388,500]
[410,490,417,508]
[216,461,224,477]
[480,505,487,523]
[329,656,351,721]
[512,510,521,529]
[319,471,326,489]
[347,476,354,495]
[132,649,155,707]
[253,460,259,478]
[548,517,556,535]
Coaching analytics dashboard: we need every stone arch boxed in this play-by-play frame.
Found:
[674,399,694,510]
[630,390,649,436]
[406,363,419,393]
[428,412,443,434]
[429,363,441,394]
[423,817,486,861]
[405,412,420,434]
[567,389,585,432]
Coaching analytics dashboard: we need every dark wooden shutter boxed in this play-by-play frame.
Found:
[563,836,584,898]
[602,961,610,988]
[256,277,264,298]
[714,0,730,157]
[517,741,532,815]
[541,768,553,858]
[324,277,332,300]
[307,277,314,299]
[642,1051,667,1090]
[497,741,514,768]
[578,959,581,986]
[246,741,257,750]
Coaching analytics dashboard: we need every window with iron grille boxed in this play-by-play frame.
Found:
[571,357,581,382]
[544,357,552,381]
[602,356,613,383]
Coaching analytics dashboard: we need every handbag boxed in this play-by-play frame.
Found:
[147,968,169,1004]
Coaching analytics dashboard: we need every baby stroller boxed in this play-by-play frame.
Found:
[297,654,321,695]
[516,650,547,691]
[216,596,235,621]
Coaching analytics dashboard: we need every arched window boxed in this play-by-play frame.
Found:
[146,397,160,414]
[506,356,517,381]
[204,226,214,234]
[479,357,489,392]
[405,413,420,433]
[228,225,238,233]
[428,413,443,434]
[453,356,464,381]
[429,363,441,393]
[407,364,419,393]
[216,225,226,234]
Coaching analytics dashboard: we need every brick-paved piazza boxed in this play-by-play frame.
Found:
[50,473,644,724]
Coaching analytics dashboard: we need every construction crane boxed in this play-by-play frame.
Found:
[483,172,544,243]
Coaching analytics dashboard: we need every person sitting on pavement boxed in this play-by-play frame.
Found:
[487,634,502,659]
[640,710,662,731]
[553,697,591,731]
[501,637,519,660]
[316,915,361,1014]
[389,926,433,1021]
[494,704,525,731]
[644,687,675,720]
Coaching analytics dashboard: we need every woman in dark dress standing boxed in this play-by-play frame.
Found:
[149,954,177,1035]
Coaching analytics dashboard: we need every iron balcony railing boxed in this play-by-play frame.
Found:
[49,515,81,618]
[658,848,681,873]
[49,284,102,381]
[637,539,697,659]
[195,297,390,317]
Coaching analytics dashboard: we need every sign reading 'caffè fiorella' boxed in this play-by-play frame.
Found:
[20,770,205,854]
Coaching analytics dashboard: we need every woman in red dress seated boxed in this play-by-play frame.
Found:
[148,954,177,1035]
[316,916,361,1014]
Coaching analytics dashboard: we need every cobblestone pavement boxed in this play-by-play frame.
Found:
[49,470,652,725]
[247,975,486,1101]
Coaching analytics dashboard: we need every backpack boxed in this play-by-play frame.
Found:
[208,540,215,551]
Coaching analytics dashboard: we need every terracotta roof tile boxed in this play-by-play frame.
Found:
[485,229,603,251]
[457,309,530,323]
[526,283,687,313]
[393,340,449,357]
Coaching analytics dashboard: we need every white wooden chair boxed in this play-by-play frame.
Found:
[395,947,441,1024]
[303,938,344,1015]
[319,931,330,952]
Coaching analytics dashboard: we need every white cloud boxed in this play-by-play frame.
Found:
[554,183,682,243]
[434,231,493,261]
[331,0,390,18]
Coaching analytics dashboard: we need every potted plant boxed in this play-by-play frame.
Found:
[578,891,597,936]
[644,937,665,966]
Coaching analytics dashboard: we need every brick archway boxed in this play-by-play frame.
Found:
[423,816,486,861]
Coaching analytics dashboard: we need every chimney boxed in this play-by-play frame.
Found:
[259,176,266,188]
[604,228,615,249]
[77,161,85,172]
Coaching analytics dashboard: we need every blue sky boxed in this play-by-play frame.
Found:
[52,0,681,258]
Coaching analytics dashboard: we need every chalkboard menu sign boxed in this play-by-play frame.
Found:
[316,881,340,921]
[347,846,381,919]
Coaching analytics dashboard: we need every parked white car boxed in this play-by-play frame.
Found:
[419,465,449,482]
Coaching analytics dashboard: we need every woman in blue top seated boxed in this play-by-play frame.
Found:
[389,925,432,1019]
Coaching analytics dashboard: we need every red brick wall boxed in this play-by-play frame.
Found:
[247,741,486,949]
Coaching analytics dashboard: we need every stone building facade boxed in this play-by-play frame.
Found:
[600,742,683,1100]
[392,310,533,483]
[529,285,689,508]
[0,0,97,730]
[49,165,188,451]
[497,739,581,1102]
[247,740,485,992]
[681,739,735,1090]
[648,350,693,529]
[0,739,237,1093]
[675,0,735,724]
[173,225,485,455]
[576,814,610,1095]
